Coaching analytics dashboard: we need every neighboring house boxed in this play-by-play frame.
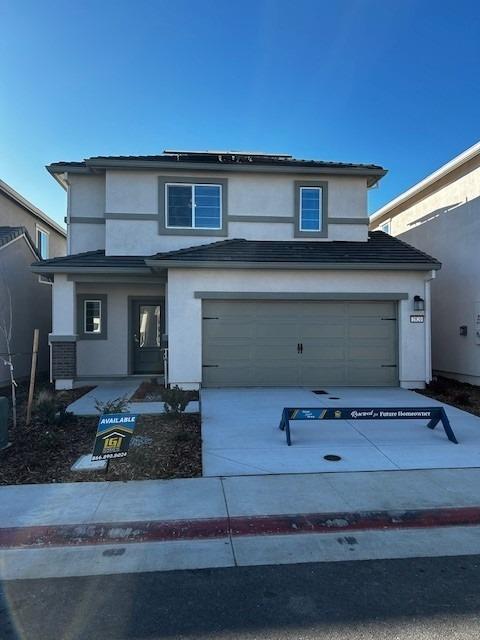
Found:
[0,180,67,386]
[31,150,440,391]
[370,141,480,385]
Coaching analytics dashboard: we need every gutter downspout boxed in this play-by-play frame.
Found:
[424,270,436,383]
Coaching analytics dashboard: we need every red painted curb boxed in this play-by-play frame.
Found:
[1,506,480,549]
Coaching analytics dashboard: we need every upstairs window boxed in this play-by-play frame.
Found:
[380,220,391,234]
[36,226,49,258]
[300,186,323,232]
[166,184,222,230]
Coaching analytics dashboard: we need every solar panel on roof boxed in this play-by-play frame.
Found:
[163,149,293,159]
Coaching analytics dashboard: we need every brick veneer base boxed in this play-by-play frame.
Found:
[51,342,76,379]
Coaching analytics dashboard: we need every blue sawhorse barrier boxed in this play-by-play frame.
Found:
[279,406,458,446]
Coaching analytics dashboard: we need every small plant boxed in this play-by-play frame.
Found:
[453,391,472,406]
[163,385,190,415]
[33,390,72,427]
[94,395,130,415]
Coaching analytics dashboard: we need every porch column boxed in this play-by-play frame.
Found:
[49,274,77,390]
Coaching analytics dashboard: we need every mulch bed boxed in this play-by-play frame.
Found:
[130,381,199,403]
[416,376,480,418]
[0,380,202,485]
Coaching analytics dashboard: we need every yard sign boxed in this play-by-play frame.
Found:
[279,406,458,446]
[92,413,138,461]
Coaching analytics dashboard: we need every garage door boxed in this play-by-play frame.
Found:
[202,300,398,387]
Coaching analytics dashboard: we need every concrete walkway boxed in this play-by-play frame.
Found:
[2,468,480,579]
[67,381,199,416]
[201,387,480,476]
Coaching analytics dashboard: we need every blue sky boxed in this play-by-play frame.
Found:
[1,0,479,226]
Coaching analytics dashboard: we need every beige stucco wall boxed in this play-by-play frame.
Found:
[372,159,480,384]
[167,268,433,390]
[374,162,480,237]
[68,169,369,255]
[0,238,52,385]
[0,191,66,258]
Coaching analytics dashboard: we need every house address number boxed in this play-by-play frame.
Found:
[410,315,424,323]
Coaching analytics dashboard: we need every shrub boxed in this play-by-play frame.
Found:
[163,386,190,415]
[94,395,130,415]
[34,390,73,427]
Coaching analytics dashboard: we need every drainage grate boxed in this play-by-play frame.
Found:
[312,390,328,395]
[324,454,342,462]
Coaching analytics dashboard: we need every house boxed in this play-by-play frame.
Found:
[0,179,67,386]
[31,150,440,391]
[370,141,480,385]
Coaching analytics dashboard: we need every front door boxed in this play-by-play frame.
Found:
[131,299,165,374]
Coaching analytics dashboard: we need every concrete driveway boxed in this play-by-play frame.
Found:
[201,387,480,476]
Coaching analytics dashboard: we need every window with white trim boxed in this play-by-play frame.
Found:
[166,183,222,229]
[36,226,49,258]
[84,300,102,334]
[300,186,323,232]
[380,220,391,234]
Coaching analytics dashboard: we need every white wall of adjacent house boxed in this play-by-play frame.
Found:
[372,160,480,384]
[66,170,369,256]
[166,268,432,390]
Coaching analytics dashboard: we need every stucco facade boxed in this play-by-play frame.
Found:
[35,150,438,391]
[0,180,66,386]
[371,142,480,384]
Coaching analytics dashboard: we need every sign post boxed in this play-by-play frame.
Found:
[92,413,138,467]
[279,406,458,446]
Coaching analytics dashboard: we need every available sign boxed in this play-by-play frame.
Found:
[92,413,138,461]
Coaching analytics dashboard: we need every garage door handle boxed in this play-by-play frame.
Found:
[381,364,397,368]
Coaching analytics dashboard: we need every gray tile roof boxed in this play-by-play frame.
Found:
[0,226,40,258]
[32,232,440,272]
[52,153,385,172]
[31,250,149,270]
[150,232,440,267]
[0,226,26,248]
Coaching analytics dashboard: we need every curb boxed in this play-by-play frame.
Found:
[2,506,480,549]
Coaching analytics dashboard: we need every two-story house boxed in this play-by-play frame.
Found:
[0,179,66,386]
[370,141,480,385]
[32,150,440,391]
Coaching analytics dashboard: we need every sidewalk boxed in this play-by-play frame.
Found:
[2,468,480,579]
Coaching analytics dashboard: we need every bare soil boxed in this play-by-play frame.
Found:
[416,376,480,418]
[131,381,199,403]
[0,380,202,485]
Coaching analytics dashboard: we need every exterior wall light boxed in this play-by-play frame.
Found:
[414,295,425,312]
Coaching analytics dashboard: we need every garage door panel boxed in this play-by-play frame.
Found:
[202,300,398,387]
[299,364,347,386]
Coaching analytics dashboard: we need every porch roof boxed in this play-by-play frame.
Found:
[31,232,441,274]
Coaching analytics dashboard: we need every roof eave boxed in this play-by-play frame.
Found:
[145,259,440,271]
[47,160,386,186]
[30,265,152,275]
[0,179,67,236]
[371,140,480,222]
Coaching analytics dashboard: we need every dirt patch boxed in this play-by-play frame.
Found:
[0,380,202,485]
[131,381,199,403]
[416,376,480,418]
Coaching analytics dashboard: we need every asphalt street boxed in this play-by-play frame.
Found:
[2,554,480,639]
